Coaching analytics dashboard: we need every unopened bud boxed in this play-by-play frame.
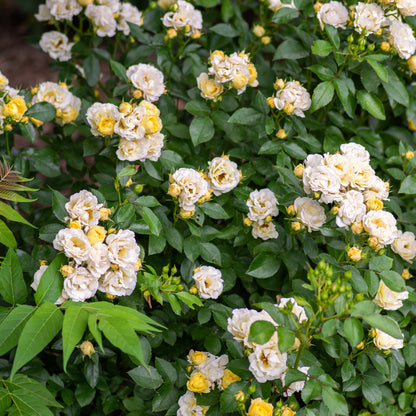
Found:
[261,36,271,45]
[286,205,295,216]
[30,117,43,127]
[234,391,245,402]
[312,191,320,199]
[243,217,253,226]
[265,215,273,223]
[368,236,379,249]
[179,208,194,219]
[253,25,265,37]
[276,129,287,139]
[69,220,82,229]
[266,97,275,108]
[291,221,302,232]
[134,184,144,194]
[60,265,74,277]
[381,41,390,52]
[283,102,294,114]
[79,341,95,358]
[408,120,416,131]
[356,341,365,350]
[330,206,339,215]
[406,150,415,159]
[365,198,383,211]
[274,79,285,90]
[293,164,304,177]
[351,221,363,234]
[134,259,142,271]
[168,183,181,197]
[407,55,416,72]
[110,263,119,271]
[167,28,177,39]
[314,1,323,12]
[189,286,198,295]
[402,268,412,280]
[133,89,143,99]
[348,246,362,262]
[99,207,111,220]
[40,260,48,266]
[119,102,132,114]
[106,293,116,299]
[125,178,133,187]
[191,29,201,39]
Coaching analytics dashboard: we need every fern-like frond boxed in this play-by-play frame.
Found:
[0,159,37,199]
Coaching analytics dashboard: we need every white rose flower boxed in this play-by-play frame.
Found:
[248,345,288,383]
[31,265,49,291]
[349,163,376,191]
[53,228,91,264]
[247,189,279,225]
[252,222,279,240]
[98,265,137,296]
[196,353,228,384]
[374,280,408,310]
[207,157,240,196]
[392,231,416,262]
[177,391,207,416]
[0,71,9,91]
[363,176,389,201]
[144,132,164,162]
[193,266,223,299]
[373,328,403,350]
[273,81,311,118]
[126,64,165,102]
[32,81,72,110]
[354,2,386,35]
[389,20,416,59]
[396,0,416,16]
[209,53,236,84]
[96,0,120,13]
[86,102,120,137]
[64,267,98,302]
[340,142,370,165]
[87,243,111,278]
[39,31,73,61]
[268,0,296,12]
[35,4,53,22]
[85,4,117,37]
[294,197,326,232]
[162,0,202,35]
[117,3,143,35]
[276,297,308,323]
[336,190,366,228]
[303,165,342,201]
[117,137,148,162]
[305,153,324,168]
[65,189,102,227]
[281,366,309,397]
[106,229,141,268]
[363,210,398,247]
[317,1,348,29]
[46,0,82,21]
[171,168,209,211]
[114,105,146,140]
[227,52,251,94]
[323,153,351,187]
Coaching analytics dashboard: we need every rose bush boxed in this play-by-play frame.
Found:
[0,0,416,415]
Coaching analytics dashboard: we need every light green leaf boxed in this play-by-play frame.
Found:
[344,317,363,348]
[362,314,402,339]
[141,207,162,236]
[311,40,333,57]
[175,292,203,308]
[325,24,340,49]
[322,386,348,415]
[185,100,211,117]
[83,55,100,87]
[0,219,16,248]
[380,270,406,292]
[310,81,334,113]
[369,255,393,272]
[277,326,295,352]
[381,68,409,106]
[399,175,416,194]
[246,252,281,278]
[0,249,27,306]
[365,57,388,83]
[117,165,137,178]
[350,300,377,317]
[26,102,56,122]
[0,201,34,227]
[128,365,163,389]
[272,7,299,23]
[333,78,355,118]
[210,23,239,37]
[189,116,215,146]
[228,107,262,125]
[200,202,231,219]
[51,189,69,222]
[248,320,275,344]
[356,90,385,120]
[110,60,128,82]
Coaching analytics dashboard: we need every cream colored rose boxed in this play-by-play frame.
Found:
[392,231,416,262]
[340,142,370,164]
[268,0,296,12]
[207,157,240,195]
[114,105,146,140]
[273,81,311,118]
[64,267,98,302]
[294,197,326,232]
[85,4,117,37]
[106,229,141,268]
[32,81,76,113]
[87,242,110,278]
[373,328,403,350]
[46,0,82,21]
[252,222,279,240]
[177,391,208,416]
[247,189,279,224]
[336,190,366,228]
[86,102,120,137]
[374,280,408,310]
[248,345,288,383]
[35,4,53,22]
[98,265,137,296]
[363,210,398,247]
[323,153,351,187]
[31,265,49,291]
[39,31,74,61]
[219,369,241,390]
[389,20,416,59]
[65,190,102,227]
[162,0,202,35]
[305,153,324,168]
[396,0,416,16]
[144,133,164,162]
[59,94,81,125]
[197,73,223,101]
[116,3,142,35]
[195,353,228,383]
[354,2,385,35]
[303,165,342,202]
[126,64,165,103]
[281,366,309,397]
[317,1,348,29]
[96,0,120,13]
[53,228,91,264]
[116,137,147,162]
[276,297,308,323]
[193,265,223,299]
[363,176,389,201]
[228,52,251,94]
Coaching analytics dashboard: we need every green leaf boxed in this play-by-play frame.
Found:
[83,55,101,87]
[246,252,281,278]
[220,381,246,413]
[356,90,385,120]
[20,122,36,143]
[0,249,27,306]
[381,68,409,106]
[75,383,95,407]
[0,305,35,356]
[88,315,104,352]
[325,24,340,49]
[0,200,34,227]
[248,320,275,344]
[141,207,162,236]
[344,318,363,348]
[190,116,215,146]
[302,379,322,403]
[185,100,211,117]
[200,242,222,266]
[175,291,203,308]
[369,255,393,272]
[362,314,402,339]
[11,302,64,378]
[117,165,137,179]
[152,384,179,412]
[284,368,307,387]
[310,81,334,113]
[399,175,416,194]
[380,270,406,292]
[128,365,163,389]
[110,60,128,82]
[0,219,17,248]
[333,78,355,118]
[272,7,299,23]
[365,57,388,83]
[34,253,65,306]
[34,148,61,177]
[26,102,56,122]
[274,39,309,60]
[39,223,64,243]
[277,326,295,352]
[51,189,69,222]
[228,108,262,125]
[62,304,89,372]
[200,202,231,219]
[210,23,239,37]
[155,357,177,385]
[308,65,336,81]
[165,226,183,252]
[311,40,333,57]
[350,300,377,317]
[322,386,348,415]
[282,142,307,159]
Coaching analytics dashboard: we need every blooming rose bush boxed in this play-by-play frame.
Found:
[1,0,416,415]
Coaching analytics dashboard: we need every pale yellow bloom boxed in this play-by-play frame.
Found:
[79,341,95,357]
[186,372,211,393]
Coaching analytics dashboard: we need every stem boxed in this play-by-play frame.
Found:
[5,131,10,156]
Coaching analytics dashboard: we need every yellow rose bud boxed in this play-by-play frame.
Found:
[78,0,93,6]
[79,340,95,358]
[210,50,224,62]
[60,265,74,277]
[184,24,191,33]
[189,285,198,295]
[141,115,162,134]
[191,29,201,39]
[369,328,376,338]
[99,207,111,220]
[106,293,116,299]
[239,170,243,181]
[69,220,82,229]
[4,124,12,132]
[406,150,415,159]
[381,41,390,52]
[266,97,275,108]
[314,1,323,12]
[407,55,416,72]
[108,227,116,234]
[168,183,181,197]
[247,64,258,86]
[198,189,213,204]
[384,181,390,193]
[312,191,320,199]
[330,206,339,215]
[274,78,285,90]
[248,397,274,416]
[187,372,211,393]
[265,215,273,223]
[408,120,416,131]
[293,163,304,177]
[30,117,43,127]
[232,73,248,90]
[368,236,379,249]
[351,221,363,234]
[30,86,39,95]
[348,246,362,262]
[86,225,106,245]
[165,28,177,39]
[134,259,142,271]
[94,88,100,98]
[58,82,68,89]
[179,208,195,219]
[4,96,27,121]
[286,205,296,216]
[253,25,266,37]
[188,350,207,365]
[113,12,120,18]
[374,28,382,35]
[133,89,143,99]
[366,198,383,211]
[276,129,287,139]
[221,154,229,159]
[97,117,116,136]
[21,116,29,124]
[243,217,253,226]
[261,36,271,45]
[119,102,132,114]
[402,268,412,280]
[221,369,241,390]
[291,221,302,232]
[40,260,48,267]
[356,341,365,350]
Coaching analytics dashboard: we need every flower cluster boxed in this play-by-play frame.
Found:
[245,188,280,240]
[162,0,202,37]
[192,265,223,299]
[87,98,164,163]
[197,50,258,101]
[32,190,141,302]
[168,155,241,217]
